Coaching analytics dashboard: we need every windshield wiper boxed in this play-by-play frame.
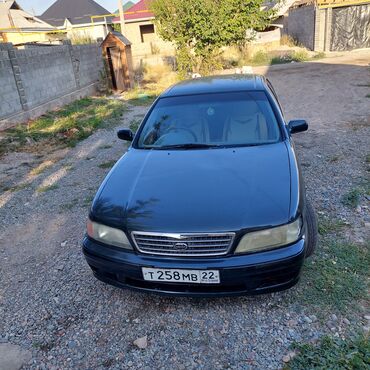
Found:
[155,143,217,150]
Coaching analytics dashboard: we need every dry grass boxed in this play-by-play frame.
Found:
[123,64,179,105]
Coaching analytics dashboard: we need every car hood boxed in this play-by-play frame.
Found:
[92,143,292,233]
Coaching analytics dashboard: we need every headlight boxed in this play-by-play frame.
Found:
[235,218,301,254]
[87,219,132,250]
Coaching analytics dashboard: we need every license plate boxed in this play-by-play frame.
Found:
[142,268,220,284]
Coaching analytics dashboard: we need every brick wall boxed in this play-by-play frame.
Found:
[0,42,105,130]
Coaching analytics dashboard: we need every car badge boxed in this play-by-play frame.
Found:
[173,242,188,250]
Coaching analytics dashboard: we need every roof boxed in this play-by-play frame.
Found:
[0,1,54,30]
[114,1,135,13]
[113,0,154,23]
[263,0,301,16]
[102,31,131,46]
[40,0,112,27]
[162,75,266,98]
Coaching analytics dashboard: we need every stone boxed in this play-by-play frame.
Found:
[0,343,32,370]
[133,336,148,349]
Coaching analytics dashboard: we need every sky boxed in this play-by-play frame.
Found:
[17,0,133,15]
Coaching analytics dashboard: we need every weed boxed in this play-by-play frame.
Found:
[291,49,309,62]
[83,195,95,206]
[60,203,75,211]
[295,240,369,312]
[37,184,59,193]
[280,35,298,47]
[341,188,361,208]
[287,334,370,370]
[366,94,370,98]
[327,155,341,163]
[366,154,370,163]
[318,217,347,235]
[251,50,271,66]
[98,161,116,169]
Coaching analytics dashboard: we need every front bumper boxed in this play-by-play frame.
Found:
[82,237,306,297]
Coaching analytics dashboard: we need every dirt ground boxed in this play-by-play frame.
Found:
[0,50,369,369]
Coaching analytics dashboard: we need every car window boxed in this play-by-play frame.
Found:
[137,91,281,149]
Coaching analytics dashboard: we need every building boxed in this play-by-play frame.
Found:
[283,0,370,51]
[40,0,115,43]
[0,0,56,44]
[113,0,175,68]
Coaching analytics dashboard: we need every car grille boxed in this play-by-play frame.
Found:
[131,232,235,256]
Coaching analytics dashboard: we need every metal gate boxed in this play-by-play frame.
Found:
[330,4,370,51]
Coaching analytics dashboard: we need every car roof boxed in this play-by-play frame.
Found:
[161,74,267,98]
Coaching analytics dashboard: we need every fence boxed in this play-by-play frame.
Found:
[0,41,104,130]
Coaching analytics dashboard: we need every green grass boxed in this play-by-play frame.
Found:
[2,97,125,155]
[318,217,347,236]
[295,240,369,312]
[36,184,59,193]
[98,160,116,169]
[286,334,370,370]
[341,188,362,208]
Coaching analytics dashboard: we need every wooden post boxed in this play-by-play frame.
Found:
[118,0,126,35]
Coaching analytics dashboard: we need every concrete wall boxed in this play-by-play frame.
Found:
[0,50,22,118]
[0,42,104,130]
[283,4,316,50]
[124,20,175,69]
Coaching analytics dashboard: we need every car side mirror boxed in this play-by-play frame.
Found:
[288,120,308,134]
[117,129,134,141]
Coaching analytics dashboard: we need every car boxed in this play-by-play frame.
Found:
[83,74,318,297]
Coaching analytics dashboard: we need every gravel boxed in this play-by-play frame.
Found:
[0,50,369,369]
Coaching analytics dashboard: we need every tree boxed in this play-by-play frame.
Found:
[151,0,274,75]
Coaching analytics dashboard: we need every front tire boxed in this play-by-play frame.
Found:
[304,200,318,257]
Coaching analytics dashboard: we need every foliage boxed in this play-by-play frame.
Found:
[287,334,370,370]
[151,0,274,75]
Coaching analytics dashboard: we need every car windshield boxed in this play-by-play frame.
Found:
[137,91,281,149]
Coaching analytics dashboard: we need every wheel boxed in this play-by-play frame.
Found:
[304,200,318,257]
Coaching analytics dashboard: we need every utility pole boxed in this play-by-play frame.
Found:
[118,0,126,35]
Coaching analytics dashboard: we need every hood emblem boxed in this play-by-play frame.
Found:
[173,242,188,250]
